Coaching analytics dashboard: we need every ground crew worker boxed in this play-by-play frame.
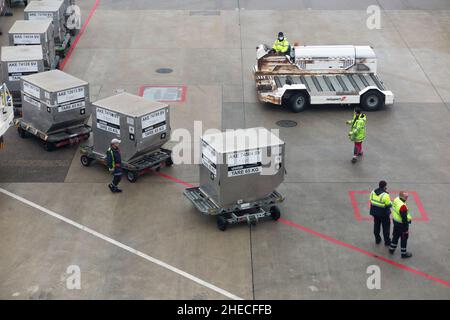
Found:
[369,180,392,246]
[106,138,123,193]
[272,32,290,54]
[347,108,366,163]
[389,192,413,258]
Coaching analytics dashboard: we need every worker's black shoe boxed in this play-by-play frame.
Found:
[389,249,395,255]
[401,252,412,259]
[115,188,123,193]
[108,184,115,193]
[375,238,381,245]
[384,240,391,247]
[358,152,363,157]
[351,157,357,163]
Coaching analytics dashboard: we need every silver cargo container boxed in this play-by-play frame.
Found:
[200,127,285,208]
[1,45,45,94]
[8,20,56,69]
[92,93,171,162]
[20,70,91,133]
[24,0,65,43]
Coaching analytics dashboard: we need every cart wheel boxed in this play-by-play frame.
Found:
[17,127,28,139]
[80,155,93,167]
[165,157,174,167]
[250,218,257,226]
[270,206,281,221]
[217,216,228,231]
[126,171,138,183]
[43,141,55,152]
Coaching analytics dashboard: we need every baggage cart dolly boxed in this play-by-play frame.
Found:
[80,145,173,183]
[184,187,284,231]
[15,118,91,151]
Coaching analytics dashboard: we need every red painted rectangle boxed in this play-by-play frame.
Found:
[138,85,187,103]
[349,190,428,222]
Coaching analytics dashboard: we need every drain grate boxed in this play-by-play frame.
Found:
[156,68,173,74]
[276,120,298,128]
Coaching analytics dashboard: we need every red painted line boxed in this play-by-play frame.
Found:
[349,190,363,221]
[154,171,194,188]
[278,218,450,288]
[59,0,101,70]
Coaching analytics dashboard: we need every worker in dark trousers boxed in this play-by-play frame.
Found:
[347,107,366,163]
[369,180,392,246]
[389,192,413,258]
[106,138,123,193]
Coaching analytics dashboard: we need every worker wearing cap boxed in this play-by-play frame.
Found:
[369,180,392,246]
[347,108,366,163]
[389,192,413,258]
[106,138,123,193]
[272,32,290,54]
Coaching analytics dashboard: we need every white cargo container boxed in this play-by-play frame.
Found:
[1,45,45,106]
[8,19,57,69]
[20,70,90,134]
[184,127,286,230]
[91,93,171,163]
[24,0,65,43]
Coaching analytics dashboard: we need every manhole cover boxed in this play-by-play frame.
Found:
[276,120,298,128]
[156,68,173,74]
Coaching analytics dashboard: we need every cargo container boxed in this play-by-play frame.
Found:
[8,19,57,69]
[24,0,65,44]
[80,93,173,182]
[1,45,45,108]
[184,127,285,230]
[16,70,91,150]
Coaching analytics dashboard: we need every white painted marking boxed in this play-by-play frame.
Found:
[0,188,243,300]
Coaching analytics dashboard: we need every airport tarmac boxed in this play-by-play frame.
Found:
[0,0,449,299]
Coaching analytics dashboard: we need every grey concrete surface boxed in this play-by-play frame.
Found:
[0,0,449,300]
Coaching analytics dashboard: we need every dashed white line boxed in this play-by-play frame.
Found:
[0,187,243,300]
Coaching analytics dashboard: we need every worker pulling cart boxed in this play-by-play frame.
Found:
[184,127,286,231]
[80,92,174,183]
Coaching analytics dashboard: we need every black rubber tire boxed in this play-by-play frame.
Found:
[217,216,228,231]
[165,157,174,167]
[288,92,309,113]
[360,90,385,111]
[43,141,55,152]
[17,127,27,139]
[80,155,92,167]
[270,206,281,221]
[126,170,138,183]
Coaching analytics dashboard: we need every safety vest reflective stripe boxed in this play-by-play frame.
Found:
[107,148,115,168]
[391,197,412,223]
[370,191,387,207]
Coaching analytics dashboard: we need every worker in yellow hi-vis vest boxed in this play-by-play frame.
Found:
[369,180,392,246]
[272,32,290,54]
[389,192,413,258]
